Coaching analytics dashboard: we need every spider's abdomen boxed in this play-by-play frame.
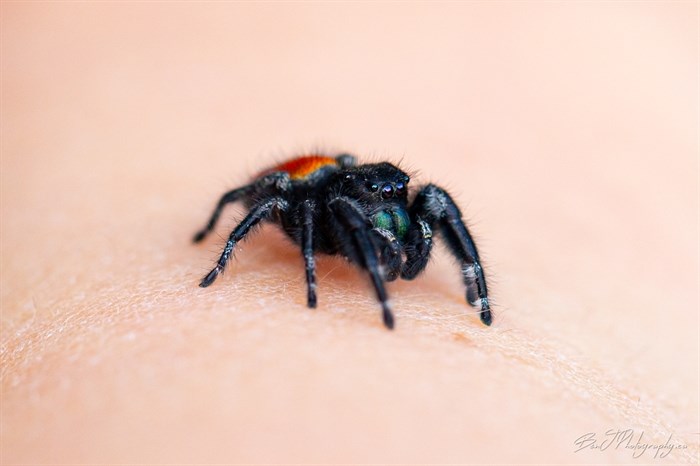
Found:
[259,155,340,180]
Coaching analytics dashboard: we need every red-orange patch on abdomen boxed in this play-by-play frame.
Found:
[260,155,338,180]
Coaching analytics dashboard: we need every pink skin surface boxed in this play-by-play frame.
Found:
[1,3,698,464]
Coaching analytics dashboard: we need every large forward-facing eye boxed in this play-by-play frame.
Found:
[395,182,406,196]
[381,184,394,199]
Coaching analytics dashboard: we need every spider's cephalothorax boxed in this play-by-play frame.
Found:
[193,153,491,329]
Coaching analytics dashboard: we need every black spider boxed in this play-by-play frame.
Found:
[193,153,491,329]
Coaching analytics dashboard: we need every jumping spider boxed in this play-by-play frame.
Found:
[193,153,491,329]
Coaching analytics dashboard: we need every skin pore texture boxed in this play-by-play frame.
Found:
[1,3,698,464]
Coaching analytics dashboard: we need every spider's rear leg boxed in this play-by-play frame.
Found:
[300,200,318,308]
[370,229,402,282]
[193,172,291,243]
[193,185,250,243]
[409,184,492,326]
[328,197,395,329]
[199,197,289,288]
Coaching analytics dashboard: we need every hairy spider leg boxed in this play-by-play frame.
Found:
[328,197,395,329]
[199,197,289,288]
[301,199,317,308]
[193,172,291,244]
[193,186,251,243]
[407,184,492,326]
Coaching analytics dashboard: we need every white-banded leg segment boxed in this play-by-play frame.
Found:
[409,184,492,325]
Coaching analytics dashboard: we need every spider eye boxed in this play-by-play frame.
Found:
[381,184,394,199]
[368,183,379,192]
[395,182,406,195]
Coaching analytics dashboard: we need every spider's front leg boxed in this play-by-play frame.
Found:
[327,197,395,329]
[407,184,492,326]
[199,197,289,288]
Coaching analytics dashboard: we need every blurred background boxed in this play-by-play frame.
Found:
[2,2,697,464]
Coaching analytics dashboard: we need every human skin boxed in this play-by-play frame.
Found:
[1,2,698,464]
